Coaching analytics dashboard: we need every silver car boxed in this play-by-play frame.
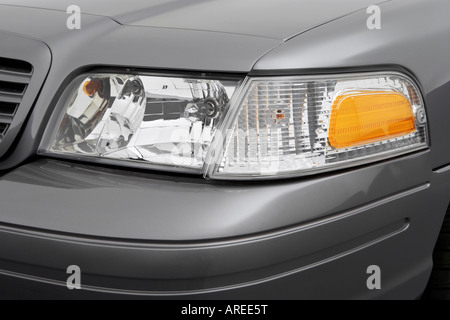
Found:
[0,0,449,300]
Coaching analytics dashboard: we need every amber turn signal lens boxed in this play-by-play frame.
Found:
[83,80,102,97]
[328,90,416,149]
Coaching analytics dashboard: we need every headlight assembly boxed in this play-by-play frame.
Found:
[39,71,428,180]
[40,73,239,174]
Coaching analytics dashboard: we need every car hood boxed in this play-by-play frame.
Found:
[0,0,386,40]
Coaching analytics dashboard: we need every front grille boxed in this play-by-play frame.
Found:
[0,57,33,141]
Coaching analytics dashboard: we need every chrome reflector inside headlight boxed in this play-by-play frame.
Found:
[40,71,428,179]
[40,73,239,173]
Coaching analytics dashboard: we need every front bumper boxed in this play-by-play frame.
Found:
[0,150,447,299]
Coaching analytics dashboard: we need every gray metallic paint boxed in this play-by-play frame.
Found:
[0,0,449,299]
[0,154,431,241]
[0,0,386,40]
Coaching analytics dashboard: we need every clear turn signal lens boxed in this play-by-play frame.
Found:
[207,72,428,180]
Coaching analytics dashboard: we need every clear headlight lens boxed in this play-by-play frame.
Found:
[40,73,238,173]
[40,71,428,180]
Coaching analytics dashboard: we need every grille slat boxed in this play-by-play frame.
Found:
[0,57,32,75]
[0,80,27,95]
[0,70,32,84]
[0,115,13,124]
[0,57,33,143]
[0,92,23,103]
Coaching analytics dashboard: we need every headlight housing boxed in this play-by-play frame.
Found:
[40,73,239,174]
[40,71,428,180]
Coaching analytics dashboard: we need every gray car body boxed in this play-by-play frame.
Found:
[0,0,449,299]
